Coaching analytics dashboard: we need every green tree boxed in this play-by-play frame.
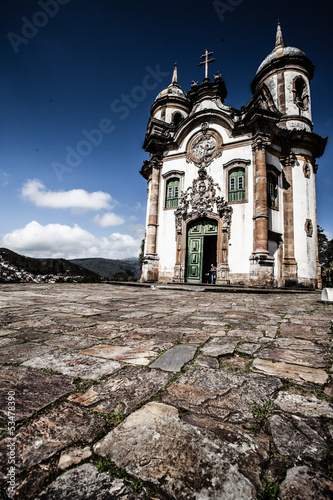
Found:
[139,238,145,270]
[318,226,333,287]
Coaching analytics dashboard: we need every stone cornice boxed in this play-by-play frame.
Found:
[251,132,272,151]
[139,154,163,180]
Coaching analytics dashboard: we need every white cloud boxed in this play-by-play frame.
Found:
[1,221,141,260]
[21,179,112,211]
[93,212,125,227]
[128,223,145,239]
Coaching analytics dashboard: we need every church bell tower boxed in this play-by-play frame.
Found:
[251,22,314,132]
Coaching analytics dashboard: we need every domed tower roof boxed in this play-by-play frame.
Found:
[251,22,314,93]
[155,63,187,101]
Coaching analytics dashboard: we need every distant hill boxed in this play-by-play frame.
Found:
[0,248,102,282]
[70,258,141,281]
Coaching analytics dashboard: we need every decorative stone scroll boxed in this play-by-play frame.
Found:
[305,219,313,237]
[175,166,232,236]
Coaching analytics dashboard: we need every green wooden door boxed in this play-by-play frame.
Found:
[186,220,217,283]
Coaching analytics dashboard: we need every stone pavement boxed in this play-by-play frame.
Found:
[0,283,332,499]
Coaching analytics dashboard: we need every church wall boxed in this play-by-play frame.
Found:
[263,74,278,106]
[156,206,177,281]
[157,156,198,281]
[292,156,317,285]
[228,202,253,276]
[223,144,254,278]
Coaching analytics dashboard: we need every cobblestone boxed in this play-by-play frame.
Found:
[0,283,332,499]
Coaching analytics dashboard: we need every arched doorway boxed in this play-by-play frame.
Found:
[186,219,218,283]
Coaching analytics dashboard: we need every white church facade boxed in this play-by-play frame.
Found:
[140,24,327,288]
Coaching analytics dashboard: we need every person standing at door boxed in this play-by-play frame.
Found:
[210,264,217,284]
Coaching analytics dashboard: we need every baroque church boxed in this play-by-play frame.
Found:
[140,24,327,288]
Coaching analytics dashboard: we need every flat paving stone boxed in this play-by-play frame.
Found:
[272,338,325,351]
[194,355,220,369]
[3,317,57,331]
[81,345,158,366]
[149,344,198,372]
[43,334,100,350]
[6,330,57,343]
[181,332,211,343]
[0,329,16,337]
[69,366,172,413]
[269,414,328,461]
[0,366,75,424]
[0,403,104,479]
[229,329,264,341]
[256,347,327,368]
[279,323,329,341]
[254,325,277,337]
[58,446,92,470]
[237,342,261,355]
[0,343,56,364]
[22,351,121,379]
[0,283,331,500]
[108,333,174,353]
[251,358,329,385]
[4,466,49,500]
[274,391,333,418]
[162,367,282,422]
[35,463,146,499]
[279,466,333,500]
[0,337,23,347]
[200,338,238,357]
[94,402,264,499]
[46,305,103,316]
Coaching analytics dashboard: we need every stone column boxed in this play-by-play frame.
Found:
[141,156,161,282]
[252,134,269,255]
[146,163,160,254]
[250,134,274,286]
[173,212,183,283]
[281,154,298,286]
[216,206,232,285]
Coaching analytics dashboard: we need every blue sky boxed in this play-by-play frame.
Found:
[0,0,332,259]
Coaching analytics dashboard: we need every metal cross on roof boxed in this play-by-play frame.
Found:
[198,49,216,80]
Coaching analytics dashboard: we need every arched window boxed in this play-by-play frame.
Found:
[267,173,278,207]
[173,112,183,127]
[293,76,308,110]
[228,168,245,201]
[165,178,180,208]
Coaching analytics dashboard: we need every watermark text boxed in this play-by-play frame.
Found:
[52,65,169,181]
[7,0,71,54]
[7,391,16,495]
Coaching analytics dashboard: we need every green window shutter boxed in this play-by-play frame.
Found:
[229,168,245,201]
[166,178,180,208]
[267,173,277,207]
